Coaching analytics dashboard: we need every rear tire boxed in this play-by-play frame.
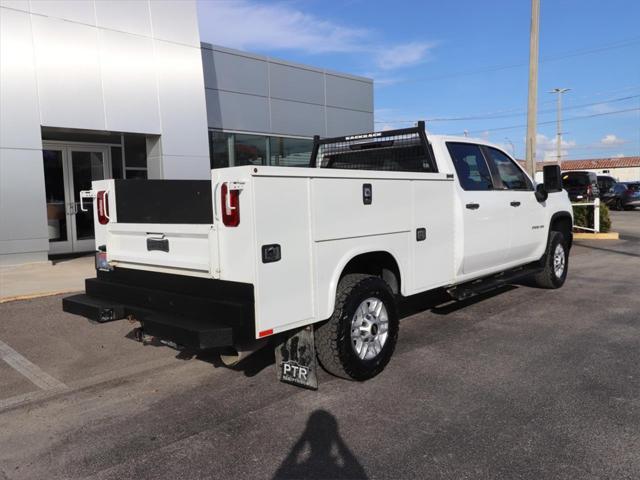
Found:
[532,231,569,289]
[315,274,399,380]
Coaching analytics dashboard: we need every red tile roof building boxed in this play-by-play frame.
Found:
[558,156,640,171]
[518,156,640,181]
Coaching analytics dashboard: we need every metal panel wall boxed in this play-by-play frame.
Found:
[0,8,48,264]
[100,29,161,134]
[325,73,374,113]
[202,43,374,137]
[0,0,210,265]
[32,15,107,131]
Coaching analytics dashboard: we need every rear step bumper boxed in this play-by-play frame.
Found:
[62,268,255,349]
[63,294,236,349]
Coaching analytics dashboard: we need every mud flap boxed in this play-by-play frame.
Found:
[275,325,318,390]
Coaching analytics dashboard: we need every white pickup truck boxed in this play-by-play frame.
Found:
[63,122,572,385]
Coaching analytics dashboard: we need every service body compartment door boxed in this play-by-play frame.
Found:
[412,179,455,291]
[252,176,315,335]
[312,178,411,241]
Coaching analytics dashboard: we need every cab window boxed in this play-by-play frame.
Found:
[485,147,533,190]
[446,143,493,191]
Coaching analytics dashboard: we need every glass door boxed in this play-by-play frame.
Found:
[68,147,109,252]
[42,144,110,254]
[43,148,73,254]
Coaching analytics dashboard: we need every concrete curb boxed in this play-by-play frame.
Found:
[0,290,79,304]
[574,232,620,240]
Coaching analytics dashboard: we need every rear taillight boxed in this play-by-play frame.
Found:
[221,182,240,227]
[97,190,109,225]
[586,184,593,198]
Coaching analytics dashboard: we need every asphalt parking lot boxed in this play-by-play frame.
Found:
[1,210,639,480]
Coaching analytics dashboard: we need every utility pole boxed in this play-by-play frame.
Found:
[525,0,540,178]
[550,87,570,165]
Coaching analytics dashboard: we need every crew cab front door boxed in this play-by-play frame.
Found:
[483,147,546,263]
[447,142,511,275]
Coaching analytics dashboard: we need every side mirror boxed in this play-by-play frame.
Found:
[535,183,548,202]
[543,164,563,192]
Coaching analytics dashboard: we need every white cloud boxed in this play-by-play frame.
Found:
[198,1,432,69]
[375,42,434,70]
[586,102,616,114]
[600,134,624,145]
[198,1,369,54]
[535,133,576,161]
[364,75,404,87]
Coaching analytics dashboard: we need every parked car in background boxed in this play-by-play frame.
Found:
[597,175,617,198]
[562,171,599,202]
[602,181,640,210]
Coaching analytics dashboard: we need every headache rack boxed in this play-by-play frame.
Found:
[309,121,438,173]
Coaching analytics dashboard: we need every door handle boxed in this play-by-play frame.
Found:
[465,203,480,210]
[510,201,521,207]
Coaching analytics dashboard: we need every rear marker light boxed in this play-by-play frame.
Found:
[95,251,112,271]
[259,329,273,338]
[97,190,110,225]
[221,182,240,227]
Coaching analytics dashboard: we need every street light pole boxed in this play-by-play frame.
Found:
[550,87,570,164]
[504,137,516,158]
[525,0,540,178]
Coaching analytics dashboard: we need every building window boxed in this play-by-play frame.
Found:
[210,130,232,169]
[208,130,314,169]
[111,146,123,179]
[270,137,313,167]
[234,134,267,166]
[123,134,148,179]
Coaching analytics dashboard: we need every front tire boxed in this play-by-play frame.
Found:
[315,274,399,380]
[532,231,569,289]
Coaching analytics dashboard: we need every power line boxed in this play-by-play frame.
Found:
[426,94,639,122]
[460,107,640,135]
[390,36,640,85]
[374,93,640,124]
[375,84,640,124]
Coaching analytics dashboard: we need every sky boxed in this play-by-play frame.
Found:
[197,0,640,161]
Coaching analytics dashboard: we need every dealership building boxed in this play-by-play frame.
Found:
[0,0,374,266]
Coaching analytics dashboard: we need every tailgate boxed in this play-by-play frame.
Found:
[107,223,217,273]
[99,180,218,276]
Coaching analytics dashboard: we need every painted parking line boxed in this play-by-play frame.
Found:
[0,340,67,391]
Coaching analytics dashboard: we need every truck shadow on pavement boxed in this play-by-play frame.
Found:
[124,286,522,378]
[273,409,368,480]
[123,329,276,377]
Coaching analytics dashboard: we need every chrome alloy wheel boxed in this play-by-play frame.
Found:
[350,297,389,361]
[553,243,566,278]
